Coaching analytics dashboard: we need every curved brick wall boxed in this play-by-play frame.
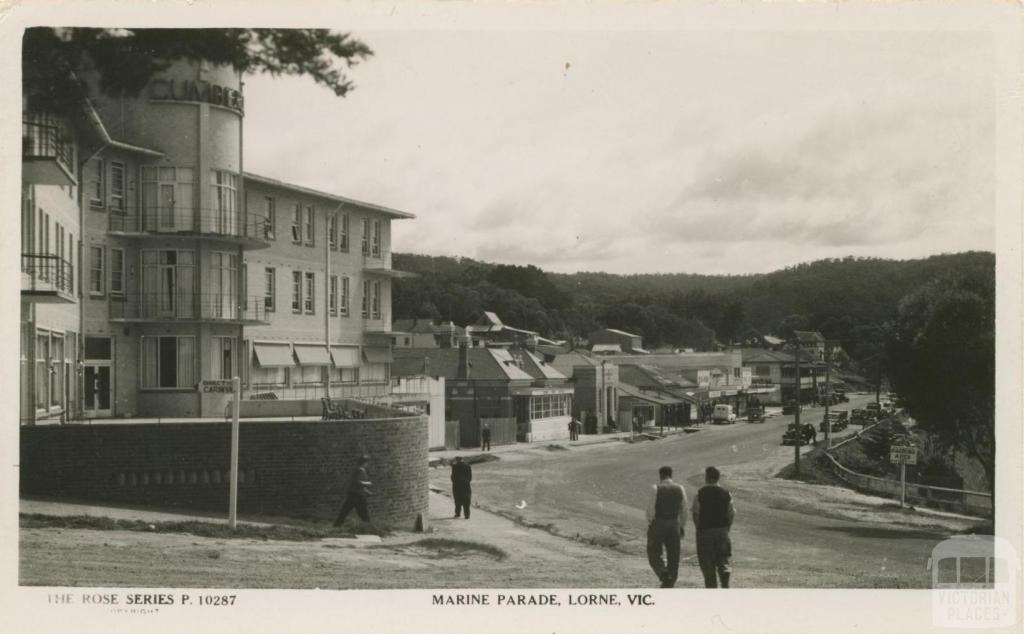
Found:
[20,416,429,530]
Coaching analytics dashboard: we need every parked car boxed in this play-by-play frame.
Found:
[781,422,816,446]
[782,400,799,415]
[712,404,737,424]
[850,408,867,425]
[747,406,765,424]
[818,411,849,432]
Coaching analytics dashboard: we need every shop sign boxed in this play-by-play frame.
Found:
[149,78,244,113]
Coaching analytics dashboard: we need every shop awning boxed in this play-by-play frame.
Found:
[617,384,684,406]
[362,346,394,364]
[294,344,332,366]
[252,342,294,368]
[330,345,360,368]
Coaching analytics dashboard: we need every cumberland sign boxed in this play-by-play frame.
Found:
[149,78,244,114]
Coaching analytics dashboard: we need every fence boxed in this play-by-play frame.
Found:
[823,422,992,517]
[481,417,517,447]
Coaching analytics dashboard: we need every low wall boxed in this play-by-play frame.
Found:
[525,416,571,443]
[20,416,429,529]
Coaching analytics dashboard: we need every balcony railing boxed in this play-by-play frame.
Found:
[22,253,74,298]
[109,293,270,323]
[109,207,270,244]
[23,113,75,185]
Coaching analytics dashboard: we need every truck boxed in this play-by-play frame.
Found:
[747,405,765,424]
[712,404,737,424]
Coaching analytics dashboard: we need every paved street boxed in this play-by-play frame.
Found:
[432,394,973,587]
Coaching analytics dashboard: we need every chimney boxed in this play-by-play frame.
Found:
[457,333,471,379]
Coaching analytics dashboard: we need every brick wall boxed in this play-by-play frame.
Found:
[20,416,428,529]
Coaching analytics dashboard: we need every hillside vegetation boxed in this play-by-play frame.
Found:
[392,251,994,353]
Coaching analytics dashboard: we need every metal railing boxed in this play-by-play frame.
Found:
[22,253,73,296]
[23,113,74,170]
[243,382,390,401]
[823,423,993,517]
[109,207,269,241]
[109,293,269,322]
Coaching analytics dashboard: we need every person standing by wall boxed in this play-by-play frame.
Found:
[691,466,736,588]
[451,456,473,519]
[645,465,688,588]
[481,423,492,451]
[333,455,374,530]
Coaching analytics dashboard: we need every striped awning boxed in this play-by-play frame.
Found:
[294,344,332,366]
[252,342,293,368]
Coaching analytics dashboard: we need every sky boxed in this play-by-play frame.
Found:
[242,29,995,276]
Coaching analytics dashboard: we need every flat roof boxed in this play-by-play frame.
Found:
[243,171,416,219]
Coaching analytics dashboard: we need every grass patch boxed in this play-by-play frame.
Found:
[396,537,507,561]
[774,447,838,484]
[18,513,387,541]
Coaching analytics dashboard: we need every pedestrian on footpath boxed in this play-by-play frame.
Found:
[333,455,374,530]
[568,417,579,441]
[691,466,735,588]
[481,423,492,451]
[645,465,688,588]
[451,456,473,519]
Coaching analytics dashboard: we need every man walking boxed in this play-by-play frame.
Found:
[481,423,491,451]
[645,465,688,588]
[692,466,735,588]
[333,455,373,529]
[451,456,473,519]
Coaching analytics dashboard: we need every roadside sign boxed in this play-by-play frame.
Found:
[890,445,918,465]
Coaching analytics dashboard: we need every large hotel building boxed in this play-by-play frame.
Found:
[21,58,413,423]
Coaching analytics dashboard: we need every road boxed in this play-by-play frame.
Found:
[432,394,973,587]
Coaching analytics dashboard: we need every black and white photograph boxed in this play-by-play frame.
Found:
[4,1,1022,633]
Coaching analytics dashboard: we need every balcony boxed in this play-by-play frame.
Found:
[362,251,416,279]
[21,254,75,303]
[109,293,270,324]
[109,208,271,249]
[22,113,76,187]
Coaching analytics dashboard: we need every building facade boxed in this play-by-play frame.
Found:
[22,58,413,422]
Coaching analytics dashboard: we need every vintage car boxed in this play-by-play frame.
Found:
[747,406,765,424]
[818,410,849,432]
[850,408,867,425]
[782,400,799,415]
[712,404,737,424]
[781,422,816,446]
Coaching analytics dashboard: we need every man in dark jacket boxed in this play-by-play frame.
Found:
[692,466,736,588]
[451,456,473,519]
[645,465,688,588]
[333,455,373,528]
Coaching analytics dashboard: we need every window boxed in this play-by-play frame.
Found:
[754,365,772,377]
[303,272,315,314]
[328,215,337,250]
[303,206,314,245]
[530,394,570,420]
[141,336,196,388]
[68,233,74,292]
[211,337,235,380]
[210,170,238,234]
[298,364,323,384]
[141,250,196,318]
[141,166,195,230]
[50,334,64,407]
[291,271,302,312]
[35,331,49,410]
[339,213,349,250]
[209,252,238,318]
[340,276,350,316]
[291,204,301,243]
[361,218,370,255]
[329,275,338,315]
[329,365,358,384]
[84,336,112,360]
[264,268,275,311]
[263,196,275,239]
[361,280,370,318]
[371,220,381,257]
[371,280,381,319]
[110,161,126,211]
[110,248,124,295]
[733,367,741,378]
[90,158,105,207]
[89,246,104,295]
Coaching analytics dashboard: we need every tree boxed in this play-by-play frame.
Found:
[24,28,373,113]
[887,268,995,495]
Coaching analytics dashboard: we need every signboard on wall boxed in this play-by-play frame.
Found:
[201,379,235,394]
[149,79,245,114]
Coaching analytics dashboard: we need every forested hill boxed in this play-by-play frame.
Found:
[391,251,995,353]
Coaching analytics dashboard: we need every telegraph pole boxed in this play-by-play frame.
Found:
[793,338,801,475]
[823,343,831,449]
